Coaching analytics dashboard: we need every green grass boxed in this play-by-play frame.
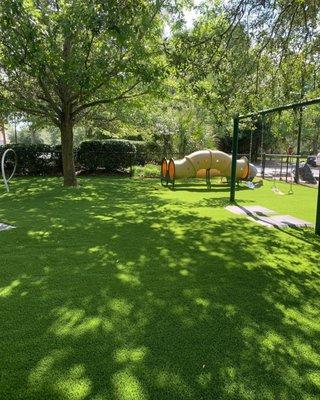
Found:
[132,164,159,178]
[0,176,319,400]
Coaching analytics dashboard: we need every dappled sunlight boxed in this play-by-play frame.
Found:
[154,369,193,399]
[112,369,148,400]
[276,303,320,334]
[28,229,51,240]
[0,177,319,399]
[29,350,92,400]
[114,347,148,364]
[115,269,141,287]
[0,279,21,297]
[50,307,101,338]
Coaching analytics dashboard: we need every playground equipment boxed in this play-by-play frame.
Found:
[261,154,303,181]
[229,96,320,236]
[161,150,257,188]
[1,149,17,192]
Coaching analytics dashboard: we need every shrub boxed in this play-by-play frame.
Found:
[76,139,136,172]
[0,139,156,177]
[0,144,63,175]
[128,140,164,164]
[133,164,159,178]
[102,139,136,172]
[145,141,162,163]
[129,141,148,165]
[77,140,103,172]
[51,145,63,173]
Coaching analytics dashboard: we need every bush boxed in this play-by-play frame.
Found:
[145,141,162,163]
[133,164,159,178]
[77,140,103,172]
[0,139,159,177]
[51,145,63,173]
[0,144,63,175]
[129,141,149,165]
[77,139,136,172]
[128,140,164,164]
[102,139,136,172]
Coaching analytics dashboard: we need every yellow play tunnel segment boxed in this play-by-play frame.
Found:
[164,150,257,181]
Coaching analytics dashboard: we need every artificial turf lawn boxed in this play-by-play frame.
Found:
[0,176,319,400]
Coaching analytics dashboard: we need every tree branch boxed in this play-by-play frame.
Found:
[72,80,146,116]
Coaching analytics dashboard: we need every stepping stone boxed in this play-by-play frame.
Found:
[225,205,313,229]
[246,215,289,228]
[0,223,15,231]
[246,215,313,229]
[246,216,281,228]
[268,215,313,228]
[225,205,277,217]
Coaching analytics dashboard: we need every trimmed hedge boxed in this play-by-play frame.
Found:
[129,141,162,165]
[77,139,137,172]
[0,139,157,176]
[102,139,136,172]
[129,141,148,166]
[0,144,63,175]
[76,140,102,172]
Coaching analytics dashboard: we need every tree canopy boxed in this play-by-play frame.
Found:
[1,0,320,181]
[0,0,177,185]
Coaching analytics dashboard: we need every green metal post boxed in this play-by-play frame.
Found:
[249,131,253,162]
[315,169,320,235]
[260,115,265,164]
[262,153,266,179]
[295,108,303,183]
[230,115,239,203]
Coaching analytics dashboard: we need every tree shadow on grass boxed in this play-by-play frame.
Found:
[0,177,319,400]
[169,181,251,194]
[276,227,320,249]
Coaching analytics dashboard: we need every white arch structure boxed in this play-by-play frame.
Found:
[1,149,17,192]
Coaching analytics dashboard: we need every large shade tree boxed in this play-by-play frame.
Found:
[0,0,174,185]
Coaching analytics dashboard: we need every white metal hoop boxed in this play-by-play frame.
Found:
[1,149,17,192]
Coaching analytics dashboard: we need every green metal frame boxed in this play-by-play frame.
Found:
[229,96,320,236]
[206,169,212,190]
[161,168,175,188]
[166,159,176,189]
[166,175,175,189]
[160,158,168,186]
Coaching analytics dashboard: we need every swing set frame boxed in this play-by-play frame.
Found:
[229,96,320,236]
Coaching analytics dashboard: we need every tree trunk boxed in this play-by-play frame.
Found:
[30,127,36,144]
[60,114,77,187]
[0,122,6,145]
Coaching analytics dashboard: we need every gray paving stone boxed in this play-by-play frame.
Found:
[225,205,277,216]
[0,223,15,231]
[268,215,313,228]
[225,205,313,229]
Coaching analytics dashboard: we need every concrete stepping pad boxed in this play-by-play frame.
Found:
[225,205,277,217]
[264,215,313,228]
[0,223,15,232]
[225,205,313,229]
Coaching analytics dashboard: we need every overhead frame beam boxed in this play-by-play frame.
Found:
[238,97,320,120]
